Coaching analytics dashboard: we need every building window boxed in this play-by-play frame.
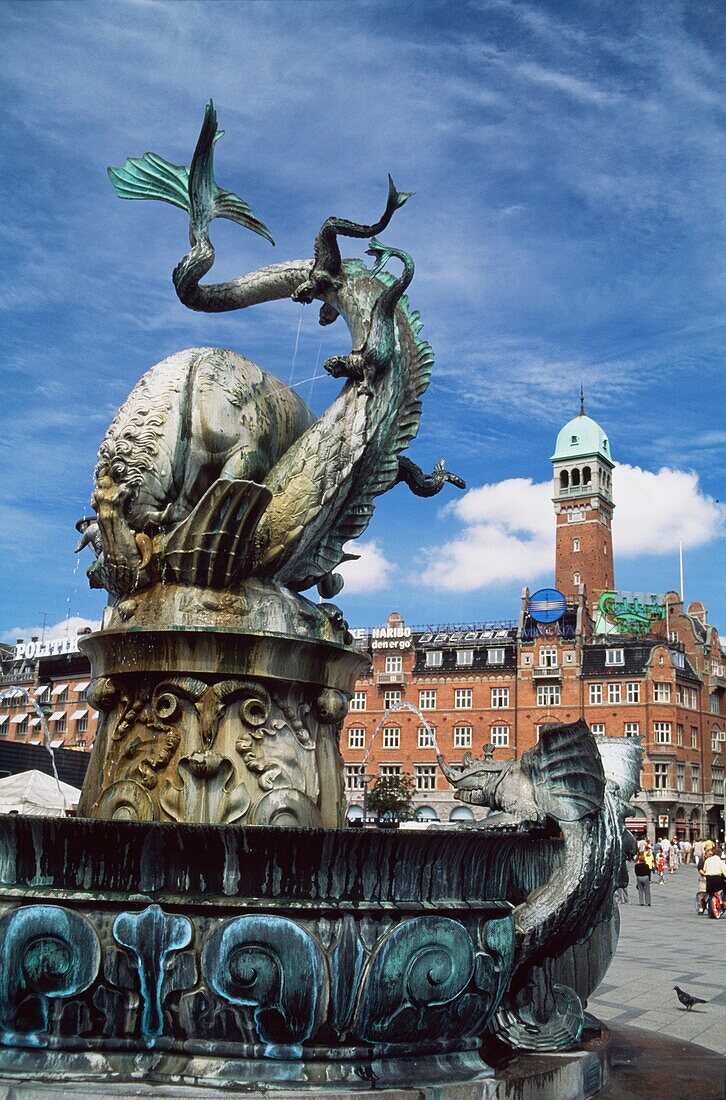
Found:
[653,722,671,744]
[676,723,683,746]
[55,714,66,734]
[456,649,474,667]
[711,694,720,715]
[591,723,605,735]
[415,764,437,791]
[672,651,685,669]
[653,763,669,790]
[382,727,400,750]
[454,725,472,749]
[384,690,402,710]
[539,648,558,668]
[536,685,561,706]
[350,691,367,712]
[454,688,473,709]
[607,683,621,704]
[379,764,402,779]
[573,538,580,552]
[348,727,365,750]
[573,572,581,586]
[605,649,624,666]
[491,688,510,708]
[55,687,68,703]
[624,722,639,737]
[16,716,28,736]
[712,731,724,753]
[653,682,671,703]
[690,689,698,709]
[419,689,437,711]
[418,726,435,749]
[488,648,505,665]
[691,726,698,748]
[676,764,685,790]
[713,766,724,797]
[76,713,88,733]
[385,655,402,673]
[626,682,640,703]
[675,686,683,705]
[345,765,364,791]
[490,725,509,747]
[426,650,443,668]
[691,765,700,793]
[589,684,603,705]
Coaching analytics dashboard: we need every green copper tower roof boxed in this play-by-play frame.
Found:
[551,410,613,464]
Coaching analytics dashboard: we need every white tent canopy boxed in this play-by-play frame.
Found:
[0,770,80,816]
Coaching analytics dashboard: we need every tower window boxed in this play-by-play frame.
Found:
[571,469,580,486]
[573,572,581,586]
[570,435,578,444]
[560,470,569,489]
[573,539,580,552]
[582,466,591,484]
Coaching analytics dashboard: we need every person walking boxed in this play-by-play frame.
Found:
[634,853,652,906]
[668,837,679,874]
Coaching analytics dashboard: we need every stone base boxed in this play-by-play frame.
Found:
[0,1026,610,1099]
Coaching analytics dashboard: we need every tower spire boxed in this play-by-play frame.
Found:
[579,384,585,417]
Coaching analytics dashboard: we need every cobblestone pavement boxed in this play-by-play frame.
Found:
[589,860,726,1058]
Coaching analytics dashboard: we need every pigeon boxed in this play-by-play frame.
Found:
[674,986,707,1011]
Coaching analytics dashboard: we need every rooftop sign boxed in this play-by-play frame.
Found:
[595,591,665,636]
[14,637,81,660]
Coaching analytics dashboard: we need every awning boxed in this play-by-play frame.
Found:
[50,738,65,749]
[28,717,42,728]
[51,684,69,697]
[70,710,87,721]
[75,682,90,692]
[48,711,65,722]
[36,685,50,698]
[0,716,8,727]
[11,714,28,725]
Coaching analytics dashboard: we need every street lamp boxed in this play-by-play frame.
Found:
[360,767,375,826]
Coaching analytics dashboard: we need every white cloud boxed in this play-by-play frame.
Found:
[1,616,100,646]
[422,465,723,592]
[338,541,396,594]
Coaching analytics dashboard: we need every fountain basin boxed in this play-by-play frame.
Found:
[0,816,524,1088]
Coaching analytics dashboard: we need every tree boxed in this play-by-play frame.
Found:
[366,772,415,822]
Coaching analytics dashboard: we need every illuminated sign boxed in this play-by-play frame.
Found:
[371,624,412,650]
[529,589,567,624]
[14,637,80,660]
[595,591,665,636]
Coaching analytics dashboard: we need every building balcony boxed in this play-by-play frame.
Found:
[532,666,562,680]
[709,673,726,692]
[375,672,409,687]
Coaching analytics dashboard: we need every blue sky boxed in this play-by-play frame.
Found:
[0,0,724,640]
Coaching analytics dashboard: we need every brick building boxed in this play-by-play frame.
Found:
[0,406,724,841]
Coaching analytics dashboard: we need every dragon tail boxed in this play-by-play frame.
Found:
[108,100,274,245]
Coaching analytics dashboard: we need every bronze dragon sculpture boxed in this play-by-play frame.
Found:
[78,101,464,602]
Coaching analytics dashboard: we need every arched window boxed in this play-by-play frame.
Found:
[573,572,581,586]
[571,469,581,486]
[582,466,591,484]
[415,806,440,822]
[450,806,475,823]
[573,538,580,552]
[560,470,569,489]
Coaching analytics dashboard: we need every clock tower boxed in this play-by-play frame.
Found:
[552,396,614,607]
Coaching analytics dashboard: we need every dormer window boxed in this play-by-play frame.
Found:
[571,435,578,444]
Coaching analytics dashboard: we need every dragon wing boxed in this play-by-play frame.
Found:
[526,720,606,823]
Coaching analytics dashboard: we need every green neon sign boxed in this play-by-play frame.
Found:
[596,591,665,636]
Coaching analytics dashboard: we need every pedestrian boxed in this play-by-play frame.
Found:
[693,839,704,870]
[661,836,670,859]
[655,852,665,884]
[634,853,652,906]
[681,838,691,864]
[669,838,679,874]
[643,842,655,870]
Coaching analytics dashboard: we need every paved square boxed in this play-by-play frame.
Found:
[589,861,726,1057]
